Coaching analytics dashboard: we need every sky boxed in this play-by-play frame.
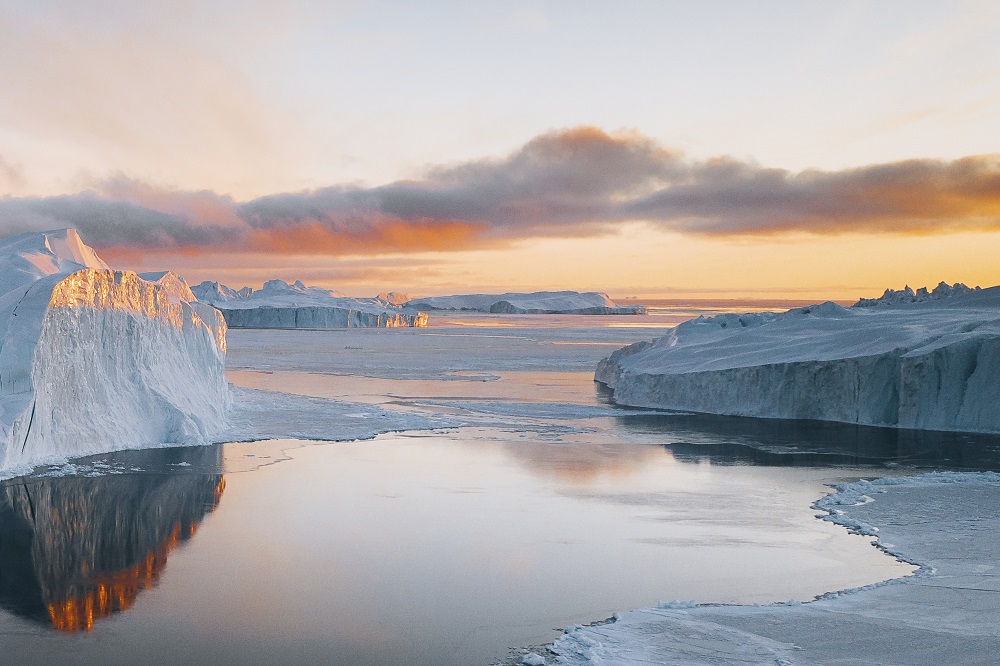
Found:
[1,0,999,299]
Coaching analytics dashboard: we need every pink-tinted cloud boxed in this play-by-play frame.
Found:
[1,127,998,257]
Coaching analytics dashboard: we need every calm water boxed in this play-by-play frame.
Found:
[4,303,1000,665]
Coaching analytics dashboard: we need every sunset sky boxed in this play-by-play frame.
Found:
[1,0,999,299]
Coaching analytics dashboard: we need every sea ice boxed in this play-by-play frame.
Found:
[192,278,428,328]
[0,229,229,474]
[544,472,1000,665]
[597,283,1000,433]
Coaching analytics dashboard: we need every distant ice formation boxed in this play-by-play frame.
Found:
[404,290,647,315]
[854,281,980,307]
[0,229,230,474]
[377,291,411,306]
[597,283,1000,433]
[192,279,428,328]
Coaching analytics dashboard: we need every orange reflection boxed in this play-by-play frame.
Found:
[45,476,225,633]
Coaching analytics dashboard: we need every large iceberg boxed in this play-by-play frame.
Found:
[0,229,229,474]
[597,284,1000,434]
[192,279,429,328]
[404,290,647,315]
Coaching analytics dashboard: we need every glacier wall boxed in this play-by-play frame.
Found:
[216,305,428,329]
[0,231,230,473]
[192,278,429,328]
[597,289,1000,434]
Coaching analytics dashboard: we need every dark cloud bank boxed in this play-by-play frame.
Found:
[2,127,998,255]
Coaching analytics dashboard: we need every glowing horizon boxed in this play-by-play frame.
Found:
[2,2,999,298]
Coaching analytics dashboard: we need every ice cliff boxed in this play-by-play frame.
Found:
[597,284,1000,434]
[192,279,429,328]
[404,290,647,315]
[0,229,229,473]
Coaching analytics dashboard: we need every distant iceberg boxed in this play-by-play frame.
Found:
[405,290,647,315]
[192,279,429,328]
[597,284,1000,434]
[0,229,229,474]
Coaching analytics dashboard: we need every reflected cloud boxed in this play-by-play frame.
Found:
[0,448,225,632]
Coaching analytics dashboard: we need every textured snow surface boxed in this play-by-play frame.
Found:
[0,229,229,474]
[539,472,1000,666]
[405,291,647,315]
[598,285,1000,433]
[192,278,428,328]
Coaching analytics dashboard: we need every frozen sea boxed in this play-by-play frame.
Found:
[2,302,1000,665]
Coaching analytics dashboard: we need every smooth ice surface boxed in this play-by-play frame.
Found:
[192,278,428,328]
[598,284,1000,433]
[543,473,1000,666]
[0,230,229,474]
[405,290,646,315]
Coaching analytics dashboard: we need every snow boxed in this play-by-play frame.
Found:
[544,472,1000,665]
[597,284,1000,433]
[192,278,429,328]
[0,229,229,475]
[405,291,647,315]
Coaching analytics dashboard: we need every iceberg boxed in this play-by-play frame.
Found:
[0,229,229,474]
[404,290,647,315]
[192,279,429,328]
[597,284,1000,434]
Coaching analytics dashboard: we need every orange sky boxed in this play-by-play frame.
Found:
[108,224,1000,301]
[2,3,1000,299]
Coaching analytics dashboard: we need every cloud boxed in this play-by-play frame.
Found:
[0,127,998,257]
[0,155,26,192]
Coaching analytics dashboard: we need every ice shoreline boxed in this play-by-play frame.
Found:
[514,471,1000,665]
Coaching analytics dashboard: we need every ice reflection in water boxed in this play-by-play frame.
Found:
[0,447,224,632]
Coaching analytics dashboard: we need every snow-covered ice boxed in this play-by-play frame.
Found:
[539,472,1000,665]
[0,229,229,474]
[192,278,429,328]
[597,283,1000,433]
[405,291,647,315]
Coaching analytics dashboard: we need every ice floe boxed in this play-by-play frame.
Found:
[539,471,1000,665]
